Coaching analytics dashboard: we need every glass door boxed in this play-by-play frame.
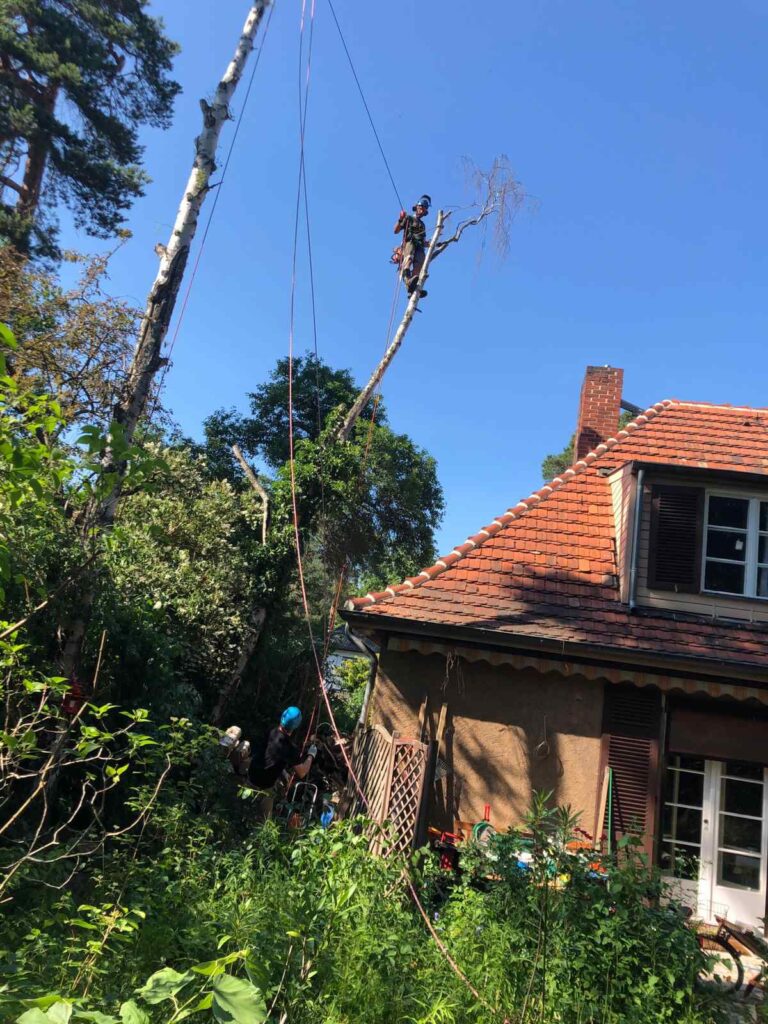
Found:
[660,755,705,911]
[661,756,768,928]
[706,760,768,925]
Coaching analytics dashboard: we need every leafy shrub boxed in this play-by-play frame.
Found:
[0,797,728,1024]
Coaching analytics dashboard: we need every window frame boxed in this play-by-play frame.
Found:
[701,491,768,600]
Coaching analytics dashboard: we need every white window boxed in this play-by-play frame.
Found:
[702,494,768,598]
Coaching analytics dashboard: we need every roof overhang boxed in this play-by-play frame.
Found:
[341,608,768,689]
[621,460,768,487]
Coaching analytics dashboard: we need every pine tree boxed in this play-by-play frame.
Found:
[0,0,180,259]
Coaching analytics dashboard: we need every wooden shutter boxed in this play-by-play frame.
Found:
[647,484,704,592]
[601,685,661,858]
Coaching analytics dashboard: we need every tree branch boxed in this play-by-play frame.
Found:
[332,210,447,443]
[232,443,269,544]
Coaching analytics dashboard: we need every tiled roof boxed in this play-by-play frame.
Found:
[344,400,768,672]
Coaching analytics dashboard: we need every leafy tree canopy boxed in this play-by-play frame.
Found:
[202,353,444,594]
[0,0,180,258]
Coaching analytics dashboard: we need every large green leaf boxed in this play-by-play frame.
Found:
[0,323,18,349]
[17,1006,72,1024]
[17,1012,51,1024]
[210,974,266,1024]
[135,967,193,1005]
[46,1006,73,1024]
[118,1002,149,1024]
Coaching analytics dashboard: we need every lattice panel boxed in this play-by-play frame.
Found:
[384,740,427,856]
[348,723,392,823]
[345,726,429,856]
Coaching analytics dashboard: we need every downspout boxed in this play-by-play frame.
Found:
[628,467,645,612]
[345,625,377,726]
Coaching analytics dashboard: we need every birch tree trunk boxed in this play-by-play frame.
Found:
[59,2,271,679]
[333,211,445,442]
[102,0,271,526]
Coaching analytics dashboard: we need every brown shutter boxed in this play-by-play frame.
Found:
[601,685,661,858]
[647,485,704,592]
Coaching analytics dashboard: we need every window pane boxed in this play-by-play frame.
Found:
[670,755,705,773]
[759,534,768,564]
[722,778,763,817]
[718,851,761,890]
[661,841,700,881]
[720,814,762,853]
[669,770,704,807]
[759,567,768,598]
[663,805,703,844]
[708,496,749,529]
[761,502,768,532]
[725,761,764,782]
[704,560,745,594]
[706,530,747,561]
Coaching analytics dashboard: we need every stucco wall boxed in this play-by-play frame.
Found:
[371,648,605,833]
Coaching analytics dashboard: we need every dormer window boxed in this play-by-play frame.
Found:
[704,495,768,598]
[648,484,768,599]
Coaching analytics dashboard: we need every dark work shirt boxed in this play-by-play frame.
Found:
[248,727,303,788]
[400,214,426,249]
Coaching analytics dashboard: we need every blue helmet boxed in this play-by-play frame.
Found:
[280,706,302,731]
[413,194,431,212]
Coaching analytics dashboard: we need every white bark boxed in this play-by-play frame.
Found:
[334,210,446,442]
[111,1,271,473]
[60,3,271,678]
[232,443,269,544]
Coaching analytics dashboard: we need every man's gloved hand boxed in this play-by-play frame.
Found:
[399,209,406,219]
[307,744,318,759]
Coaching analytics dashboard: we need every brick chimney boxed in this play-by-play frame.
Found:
[575,366,624,460]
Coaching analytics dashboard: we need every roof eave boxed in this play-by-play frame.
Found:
[340,608,768,688]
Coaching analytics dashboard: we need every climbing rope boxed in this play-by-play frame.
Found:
[282,5,504,1017]
[326,0,405,211]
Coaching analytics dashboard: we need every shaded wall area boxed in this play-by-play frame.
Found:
[371,648,605,832]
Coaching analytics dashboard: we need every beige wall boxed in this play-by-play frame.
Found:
[370,648,605,834]
[635,473,768,622]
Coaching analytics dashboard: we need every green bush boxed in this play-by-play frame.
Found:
[0,795,729,1024]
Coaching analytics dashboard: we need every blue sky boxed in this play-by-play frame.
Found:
[60,0,768,558]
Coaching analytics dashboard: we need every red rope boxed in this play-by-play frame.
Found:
[283,7,501,1017]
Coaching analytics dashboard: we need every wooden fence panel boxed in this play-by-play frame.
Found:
[346,725,429,855]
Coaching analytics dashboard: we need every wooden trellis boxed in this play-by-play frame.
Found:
[346,724,430,855]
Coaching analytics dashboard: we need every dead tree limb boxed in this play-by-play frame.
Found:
[333,211,446,443]
[232,443,269,543]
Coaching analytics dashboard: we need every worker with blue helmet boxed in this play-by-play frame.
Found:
[248,705,317,818]
[394,193,432,299]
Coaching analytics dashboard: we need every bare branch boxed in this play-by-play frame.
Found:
[232,443,269,544]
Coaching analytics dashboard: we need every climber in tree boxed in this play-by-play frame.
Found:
[394,194,431,298]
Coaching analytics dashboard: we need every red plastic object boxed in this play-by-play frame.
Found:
[62,679,87,717]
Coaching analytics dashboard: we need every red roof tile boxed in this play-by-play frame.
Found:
[345,400,768,672]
